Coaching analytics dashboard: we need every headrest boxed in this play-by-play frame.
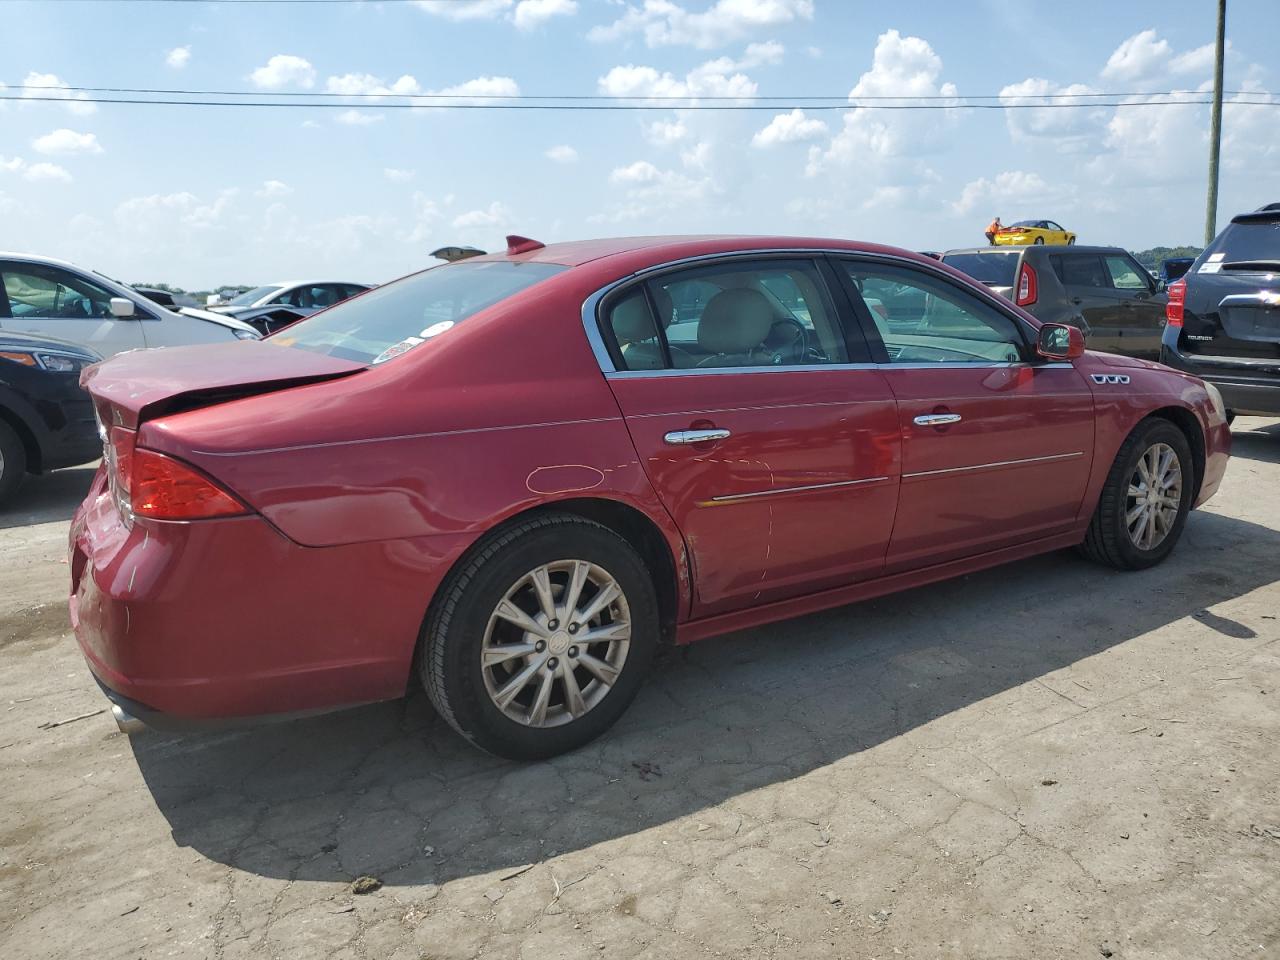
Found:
[698,288,774,354]
[611,293,657,344]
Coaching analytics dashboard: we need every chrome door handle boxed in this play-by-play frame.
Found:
[663,428,731,445]
[913,413,962,427]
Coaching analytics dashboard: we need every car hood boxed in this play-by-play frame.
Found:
[177,306,260,334]
[81,339,364,428]
[0,328,103,360]
[1094,351,1167,370]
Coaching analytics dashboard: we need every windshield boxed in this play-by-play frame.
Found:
[275,261,567,364]
[228,285,282,306]
[941,252,1019,286]
[1208,220,1280,269]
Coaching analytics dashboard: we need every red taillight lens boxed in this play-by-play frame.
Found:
[106,426,136,514]
[131,449,247,520]
[1015,261,1038,306]
[1166,278,1186,327]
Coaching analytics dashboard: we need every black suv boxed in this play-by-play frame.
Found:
[942,245,1168,360]
[1162,203,1280,416]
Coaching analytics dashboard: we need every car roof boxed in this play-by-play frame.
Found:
[462,235,941,270]
[0,251,92,272]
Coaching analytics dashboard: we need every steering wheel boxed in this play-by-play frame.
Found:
[762,316,815,364]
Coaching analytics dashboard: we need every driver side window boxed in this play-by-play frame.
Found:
[1,264,116,321]
[839,261,1026,364]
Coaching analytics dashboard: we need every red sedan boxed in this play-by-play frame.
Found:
[69,235,1231,759]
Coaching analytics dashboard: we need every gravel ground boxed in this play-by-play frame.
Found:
[2,419,1278,960]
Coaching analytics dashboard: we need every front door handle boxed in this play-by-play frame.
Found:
[664,428,731,445]
[913,413,962,427]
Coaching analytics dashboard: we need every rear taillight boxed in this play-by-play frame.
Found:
[131,449,247,520]
[1166,278,1186,327]
[1015,261,1038,306]
[104,424,244,521]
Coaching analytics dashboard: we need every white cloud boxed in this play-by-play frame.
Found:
[412,0,511,19]
[432,75,520,99]
[0,156,73,182]
[116,189,238,232]
[806,30,958,175]
[336,109,384,126]
[610,160,661,184]
[599,154,715,223]
[952,170,1050,215]
[249,54,316,90]
[24,162,72,183]
[1101,30,1170,82]
[752,108,827,147]
[166,45,191,69]
[998,78,1106,151]
[403,191,446,243]
[1170,42,1217,75]
[326,73,423,98]
[861,185,909,210]
[32,129,103,156]
[597,48,763,101]
[452,200,513,229]
[19,72,96,115]
[545,144,578,163]
[255,179,292,198]
[589,0,813,49]
[645,118,688,144]
[513,0,578,30]
[384,167,416,182]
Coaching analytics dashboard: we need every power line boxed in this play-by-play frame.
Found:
[0,83,1266,102]
[4,93,1276,110]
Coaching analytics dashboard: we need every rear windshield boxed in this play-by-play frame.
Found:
[1206,220,1280,269]
[274,261,567,364]
[228,285,282,306]
[941,252,1019,286]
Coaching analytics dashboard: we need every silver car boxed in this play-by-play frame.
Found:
[0,252,259,358]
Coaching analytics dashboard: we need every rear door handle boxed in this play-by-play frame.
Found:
[664,428,731,445]
[913,413,962,427]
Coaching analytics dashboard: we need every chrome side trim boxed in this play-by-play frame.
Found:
[707,476,891,503]
[903,451,1084,479]
[580,247,1046,376]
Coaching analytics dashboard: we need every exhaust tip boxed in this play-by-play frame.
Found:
[111,703,147,735]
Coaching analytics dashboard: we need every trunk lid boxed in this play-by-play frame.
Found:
[81,340,364,429]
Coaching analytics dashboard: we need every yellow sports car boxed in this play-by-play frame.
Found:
[994,219,1077,246]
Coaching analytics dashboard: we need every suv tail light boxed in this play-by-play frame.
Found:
[105,425,246,520]
[1015,261,1038,306]
[1166,278,1186,327]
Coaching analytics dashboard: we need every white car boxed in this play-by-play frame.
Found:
[0,252,259,359]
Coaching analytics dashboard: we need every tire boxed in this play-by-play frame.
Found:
[420,513,660,760]
[1078,418,1194,570]
[1067,237,1076,245]
[0,418,28,506]
[1034,237,1045,245]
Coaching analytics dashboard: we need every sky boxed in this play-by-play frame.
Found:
[1,0,1278,290]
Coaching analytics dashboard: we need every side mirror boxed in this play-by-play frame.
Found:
[1036,322,1086,361]
[1155,278,1167,293]
[109,297,136,319]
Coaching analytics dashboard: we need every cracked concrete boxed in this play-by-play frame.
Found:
[2,419,1279,960]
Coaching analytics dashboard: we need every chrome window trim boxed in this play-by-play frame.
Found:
[580,246,1046,375]
[902,451,1084,480]
[705,476,890,504]
[602,360,1073,379]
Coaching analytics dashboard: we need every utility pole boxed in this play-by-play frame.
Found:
[1204,0,1227,246]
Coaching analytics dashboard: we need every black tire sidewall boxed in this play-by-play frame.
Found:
[0,420,27,504]
[1106,422,1194,569]
[427,519,659,760]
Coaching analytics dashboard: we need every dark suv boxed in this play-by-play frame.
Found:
[1162,203,1280,416]
[942,245,1168,360]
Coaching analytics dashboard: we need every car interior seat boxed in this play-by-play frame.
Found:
[695,288,776,368]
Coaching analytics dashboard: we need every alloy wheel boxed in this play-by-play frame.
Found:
[480,559,631,728]
[1125,442,1183,550]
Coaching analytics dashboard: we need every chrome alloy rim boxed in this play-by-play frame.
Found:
[481,560,631,728]
[1126,442,1183,550]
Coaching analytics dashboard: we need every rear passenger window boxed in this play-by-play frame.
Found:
[1053,254,1110,288]
[605,259,849,371]
[1104,256,1150,290]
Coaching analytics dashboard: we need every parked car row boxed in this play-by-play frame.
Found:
[208,280,371,335]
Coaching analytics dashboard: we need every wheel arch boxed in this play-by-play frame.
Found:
[1145,405,1206,503]
[0,402,41,475]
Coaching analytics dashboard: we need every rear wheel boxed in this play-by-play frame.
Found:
[1067,237,1076,245]
[0,419,28,505]
[420,514,659,760]
[1079,419,1193,570]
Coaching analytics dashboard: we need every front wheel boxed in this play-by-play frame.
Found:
[1079,419,1194,570]
[420,514,659,760]
[1034,236,1045,245]
[1067,236,1076,245]
[0,419,27,505]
